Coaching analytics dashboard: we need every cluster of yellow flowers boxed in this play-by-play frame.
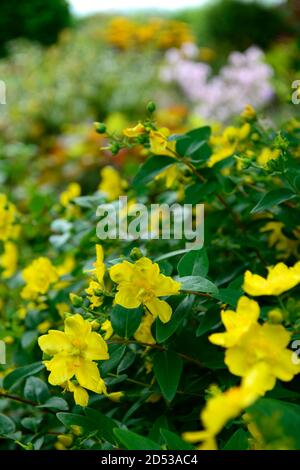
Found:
[104,17,194,51]
[36,243,181,404]
[0,194,20,279]
[184,261,300,450]
[39,314,109,406]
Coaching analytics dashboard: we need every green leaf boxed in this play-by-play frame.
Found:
[117,350,136,373]
[133,155,175,187]
[223,429,249,450]
[196,308,221,337]
[247,398,300,449]
[114,428,160,450]
[21,417,43,433]
[155,248,190,262]
[212,287,243,307]
[38,397,69,410]
[56,412,99,434]
[160,428,194,450]
[251,188,297,214]
[184,181,217,204]
[21,330,38,349]
[110,305,143,338]
[153,351,183,401]
[101,344,126,375]
[156,295,193,343]
[0,414,16,436]
[176,126,211,160]
[84,408,118,444]
[3,362,45,391]
[177,248,208,277]
[24,377,50,404]
[179,276,218,294]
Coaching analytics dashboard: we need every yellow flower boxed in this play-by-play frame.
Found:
[56,434,73,448]
[37,321,52,334]
[101,320,113,340]
[98,166,126,201]
[134,312,156,344]
[85,245,106,309]
[105,391,124,402]
[123,123,145,137]
[225,321,299,382]
[210,296,300,384]
[257,147,280,166]
[208,123,250,167]
[56,255,75,276]
[0,242,17,278]
[21,257,59,300]
[0,194,19,241]
[109,257,181,323]
[241,104,256,120]
[38,314,109,401]
[261,222,299,259]
[149,128,176,157]
[183,363,275,450]
[60,183,81,207]
[209,296,259,348]
[243,261,300,296]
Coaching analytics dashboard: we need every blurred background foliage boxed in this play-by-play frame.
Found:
[0,0,300,203]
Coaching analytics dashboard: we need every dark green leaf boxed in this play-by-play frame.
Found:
[223,429,249,450]
[153,351,183,401]
[84,408,118,444]
[247,398,300,450]
[111,305,143,338]
[160,428,194,450]
[196,308,221,337]
[177,248,209,277]
[251,188,297,214]
[133,155,175,187]
[24,376,50,404]
[179,276,218,294]
[156,295,193,343]
[0,414,16,436]
[114,428,160,450]
[39,397,69,410]
[3,362,44,391]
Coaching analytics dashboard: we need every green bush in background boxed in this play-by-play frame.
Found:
[177,0,290,53]
[0,0,72,55]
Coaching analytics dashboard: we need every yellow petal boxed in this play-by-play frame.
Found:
[115,286,141,309]
[84,332,109,361]
[68,381,89,407]
[64,314,91,339]
[75,359,107,394]
[38,330,72,355]
[109,260,135,283]
[45,354,76,385]
[146,297,172,323]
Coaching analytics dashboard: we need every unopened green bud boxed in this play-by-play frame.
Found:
[147,101,156,113]
[111,143,120,155]
[69,293,83,307]
[130,247,143,260]
[94,122,106,134]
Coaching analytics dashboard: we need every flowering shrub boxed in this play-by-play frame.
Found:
[161,45,274,122]
[1,102,300,451]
